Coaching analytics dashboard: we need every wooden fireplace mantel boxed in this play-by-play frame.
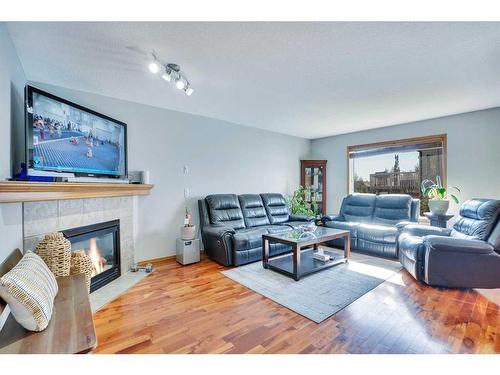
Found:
[0,181,154,203]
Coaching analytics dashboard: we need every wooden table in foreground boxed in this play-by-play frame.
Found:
[262,227,350,281]
[0,273,96,354]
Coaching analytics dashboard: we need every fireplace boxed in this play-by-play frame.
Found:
[62,220,121,293]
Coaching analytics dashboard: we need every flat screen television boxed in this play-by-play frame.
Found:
[25,86,127,179]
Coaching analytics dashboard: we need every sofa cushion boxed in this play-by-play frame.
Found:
[238,194,270,227]
[372,194,412,225]
[206,194,245,230]
[451,199,500,241]
[261,193,290,224]
[357,223,398,244]
[260,225,293,234]
[232,227,269,251]
[281,221,310,229]
[340,194,376,223]
[356,239,398,258]
[324,220,360,238]
[0,252,58,332]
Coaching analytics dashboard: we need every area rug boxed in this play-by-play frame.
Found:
[90,271,151,312]
[222,249,402,323]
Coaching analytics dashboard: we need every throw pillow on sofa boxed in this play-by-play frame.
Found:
[0,251,58,331]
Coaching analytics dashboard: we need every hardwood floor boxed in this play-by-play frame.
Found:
[93,256,500,354]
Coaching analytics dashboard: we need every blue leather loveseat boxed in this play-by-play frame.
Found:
[398,198,500,288]
[322,193,420,258]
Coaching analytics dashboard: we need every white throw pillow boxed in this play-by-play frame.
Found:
[0,251,58,331]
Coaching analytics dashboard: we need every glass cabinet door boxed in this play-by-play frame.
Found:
[301,160,327,217]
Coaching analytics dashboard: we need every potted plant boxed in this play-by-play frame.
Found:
[287,186,317,231]
[288,186,315,216]
[181,201,196,240]
[421,177,460,215]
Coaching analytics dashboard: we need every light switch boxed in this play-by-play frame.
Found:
[183,165,189,175]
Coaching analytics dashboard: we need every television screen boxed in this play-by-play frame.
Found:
[26,86,127,178]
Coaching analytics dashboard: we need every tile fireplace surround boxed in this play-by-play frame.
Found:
[23,196,134,276]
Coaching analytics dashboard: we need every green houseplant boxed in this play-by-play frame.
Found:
[421,177,460,215]
[287,186,316,217]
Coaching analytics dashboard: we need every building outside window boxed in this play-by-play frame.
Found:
[348,135,446,215]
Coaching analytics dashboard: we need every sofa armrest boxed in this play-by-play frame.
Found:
[202,224,235,238]
[395,221,415,231]
[201,225,236,266]
[321,214,344,224]
[424,235,495,255]
[400,224,451,238]
[289,214,315,222]
[423,235,500,288]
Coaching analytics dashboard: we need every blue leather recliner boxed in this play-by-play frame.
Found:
[322,193,420,258]
[398,198,500,288]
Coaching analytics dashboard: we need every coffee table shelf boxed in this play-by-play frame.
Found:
[266,247,347,279]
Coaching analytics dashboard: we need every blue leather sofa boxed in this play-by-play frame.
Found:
[398,198,500,288]
[198,193,315,266]
[322,193,420,258]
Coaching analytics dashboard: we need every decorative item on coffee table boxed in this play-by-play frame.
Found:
[34,232,71,278]
[70,250,93,293]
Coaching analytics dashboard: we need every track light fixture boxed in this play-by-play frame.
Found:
[147,53,193,96]
[148,53,160,74]
[161,70,172,82]
[148,62,159,74]
[175,77,186,90]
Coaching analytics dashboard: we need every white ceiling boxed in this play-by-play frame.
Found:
[6,22,500,139]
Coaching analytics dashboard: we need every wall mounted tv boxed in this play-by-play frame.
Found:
[25,86,127,179]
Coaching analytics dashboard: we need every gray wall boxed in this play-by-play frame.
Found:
[0,24,25,262]
[22,82,311,261]
[311,108,500,218]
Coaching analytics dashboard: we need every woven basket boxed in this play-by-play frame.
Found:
[70,250,93,293]
[34,232,71,278]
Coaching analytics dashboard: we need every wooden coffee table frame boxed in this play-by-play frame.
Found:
[262,230,350,281]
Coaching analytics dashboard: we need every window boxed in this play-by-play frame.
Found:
[348,134,447,215]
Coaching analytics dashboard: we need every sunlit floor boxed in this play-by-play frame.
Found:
[93,253,500,354]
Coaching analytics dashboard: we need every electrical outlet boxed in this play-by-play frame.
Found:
[184,188,190,198]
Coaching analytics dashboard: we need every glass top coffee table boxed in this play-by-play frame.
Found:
[262,227,350,281]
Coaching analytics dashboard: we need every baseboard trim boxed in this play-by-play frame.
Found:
[138,255,176,266]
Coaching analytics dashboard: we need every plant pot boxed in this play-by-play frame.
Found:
[181,225,196,240]
[428,199,449,215]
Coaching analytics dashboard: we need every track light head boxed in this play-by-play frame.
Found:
[176,77,186,90]
[185,86,194,96]
[161,68,172,82]
[148,61,159,74]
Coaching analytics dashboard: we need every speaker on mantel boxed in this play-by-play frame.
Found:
[128,171,150,184]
